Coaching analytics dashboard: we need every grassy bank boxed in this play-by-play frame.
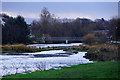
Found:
[83,44,118,61]
[72,44,119,61]
[1,44,67,53]
[2,61,120,79]
[1,44,119,62]
[1,44,87,54]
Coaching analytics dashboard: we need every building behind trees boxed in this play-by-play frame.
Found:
[1,7,119,44]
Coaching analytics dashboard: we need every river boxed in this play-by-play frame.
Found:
[27,43,83,48]
[0,43,93,76]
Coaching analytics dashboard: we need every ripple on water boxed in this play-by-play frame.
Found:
[0,50,93,76]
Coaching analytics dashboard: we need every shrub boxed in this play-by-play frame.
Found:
[84,44,118,61]
[83,33,98,45]
[72,45,89,51]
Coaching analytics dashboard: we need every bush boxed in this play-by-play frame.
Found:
[83,33,98,45]
[72,45,89,51]
[84,44,118,61]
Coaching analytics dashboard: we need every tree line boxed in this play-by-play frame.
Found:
[1,14,30,44]
[1,7,120,44]
[31,8,107,38]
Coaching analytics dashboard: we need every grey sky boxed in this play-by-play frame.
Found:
[2,2,118,23]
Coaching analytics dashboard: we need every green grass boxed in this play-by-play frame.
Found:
[2,50,16,53]
[0,50,2,53]
[2,61,120,79]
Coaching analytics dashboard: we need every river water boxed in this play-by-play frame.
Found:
[0,43,93,76]
[27,43,83,48]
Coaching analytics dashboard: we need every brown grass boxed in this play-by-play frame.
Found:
[2,44,38,52]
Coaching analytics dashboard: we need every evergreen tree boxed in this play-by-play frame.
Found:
[2,14,30,44]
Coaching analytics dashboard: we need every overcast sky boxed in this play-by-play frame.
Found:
[2,2,118,23]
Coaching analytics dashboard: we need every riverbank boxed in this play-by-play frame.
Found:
[2,61,119,79]
[1,43,82,53]
[1,43,119,79]
[1,43,119,62]
[1,44,67,53]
